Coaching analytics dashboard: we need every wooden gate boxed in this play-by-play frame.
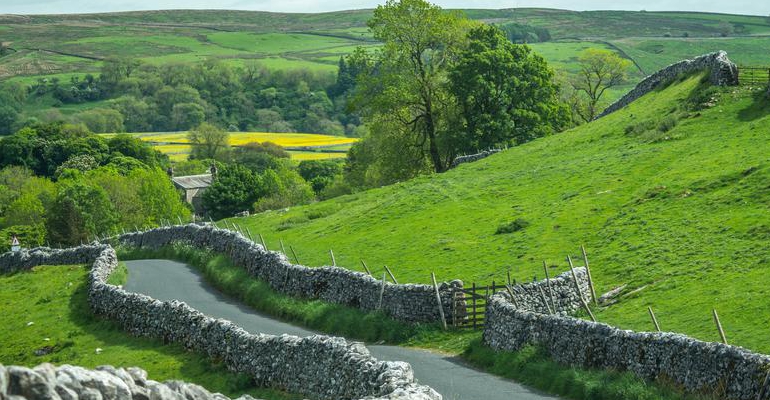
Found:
[738,66,770,86]
[451,281,506,329]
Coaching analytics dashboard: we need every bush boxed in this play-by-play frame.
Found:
[657,115,679,133]
[496,218,530,234]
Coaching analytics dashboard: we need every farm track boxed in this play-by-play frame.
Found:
[124,259,561,400]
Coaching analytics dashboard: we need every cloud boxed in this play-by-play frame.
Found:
[1,0,768,16]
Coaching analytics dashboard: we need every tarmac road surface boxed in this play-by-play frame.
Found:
[124,259,560,400]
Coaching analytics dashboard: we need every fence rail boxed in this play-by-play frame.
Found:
[738,66,770,86]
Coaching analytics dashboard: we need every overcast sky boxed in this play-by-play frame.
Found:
[1,0,768,16]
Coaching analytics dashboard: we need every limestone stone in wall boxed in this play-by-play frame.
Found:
[504,268,591,315]
[0,363,259,400]
[598,51,739,119]
[484,293,770,400]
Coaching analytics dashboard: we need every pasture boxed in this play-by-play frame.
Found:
[230,75,770,354]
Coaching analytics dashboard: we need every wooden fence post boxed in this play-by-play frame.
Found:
[431,272,447,330]
[177,215,183,225]
[384,265,398,284]
[472,282,477,330]
[360,260,372,276]
[279,239,287,255]
[568,255,596,322]
[581,245,598,306]
[289,246,300,264]
[377,273,386,310]
[648,306,661,332]
[329,249,337,266]
[543,261,557,312]
[505,284,520,309]
[259,234,267,251]
[713,309,728,345]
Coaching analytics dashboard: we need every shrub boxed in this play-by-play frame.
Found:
[657,115,679,133]
[496,218,530,234]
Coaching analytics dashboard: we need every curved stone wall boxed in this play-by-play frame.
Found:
[598,51,739,119]
[0,245,441,400]
[484,293,770,400]
[112,224,463,324]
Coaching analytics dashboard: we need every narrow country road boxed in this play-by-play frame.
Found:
[123,259,559,400]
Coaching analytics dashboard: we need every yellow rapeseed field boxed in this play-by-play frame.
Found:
[100,131,356,162]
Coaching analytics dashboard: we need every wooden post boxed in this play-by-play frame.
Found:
[581,245,598,306]
[360,260,372,276]
[279,239,287,255]
[259,234,267,251]
[177,215,183,225]
[568,255,596,322]
[506,269,512,287]
[472,282,477,330]
[290,246,300,264]
[431,272,447,330]
[329,249,337,266]
[245,228,253,241]
[377,273,386,310]
[648,306,661,332]
[543,261,557,313]
[713,309,728,345]
[384,265,397,284]
[505,284,520,308]
[537,285,553,315]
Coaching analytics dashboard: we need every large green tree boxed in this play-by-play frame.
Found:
[188,122,230,161]
[202,164,265,219]
[449,25,569,150]
[355,0,470,174]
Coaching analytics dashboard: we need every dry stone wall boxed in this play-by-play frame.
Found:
[598,51,739,118]
[0,363,262,400]
[450,149,502,169]
[484,293,770,400]
[0,245,441,400]
[112,224,463,324]
[505,268,591,315]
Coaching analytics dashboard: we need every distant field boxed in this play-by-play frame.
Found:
[100,131,357,162]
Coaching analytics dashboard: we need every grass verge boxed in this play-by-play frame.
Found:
[117,244,709,400]
[0,264,298,400]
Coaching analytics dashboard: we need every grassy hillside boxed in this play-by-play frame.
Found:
[0,264,297,399]
[230,74,770,353]
[1,8,768,85]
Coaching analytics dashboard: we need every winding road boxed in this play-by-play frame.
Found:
[123,259,559,400]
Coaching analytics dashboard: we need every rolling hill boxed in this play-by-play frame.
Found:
[229,73,770,353]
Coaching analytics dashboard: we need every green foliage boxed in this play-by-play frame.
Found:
[253,167,315,212]
[231,142,289,173]
[298,160,343,193]
[0,265,296,400]
[569,49,633,122]
[0,224,46,252]
[46,179,119,245]
[73,108,125,134]
[202,164,266,219]
[495,218,530,234]
[189,122,230,161]
[449,25,569,150]
[107,262,129,285]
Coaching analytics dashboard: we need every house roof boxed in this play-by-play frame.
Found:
[172,174,213,190]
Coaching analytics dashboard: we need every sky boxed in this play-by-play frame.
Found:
[0,0,768,16]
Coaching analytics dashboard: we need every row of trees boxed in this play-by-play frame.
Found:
[4,58,361,136]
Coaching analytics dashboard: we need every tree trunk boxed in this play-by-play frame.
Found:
[423,102,445,173]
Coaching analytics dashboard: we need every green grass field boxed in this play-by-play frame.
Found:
[0,264,297,399]
[229,74,770,354]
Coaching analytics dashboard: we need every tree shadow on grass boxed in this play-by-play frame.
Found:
[738,89,770,122]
